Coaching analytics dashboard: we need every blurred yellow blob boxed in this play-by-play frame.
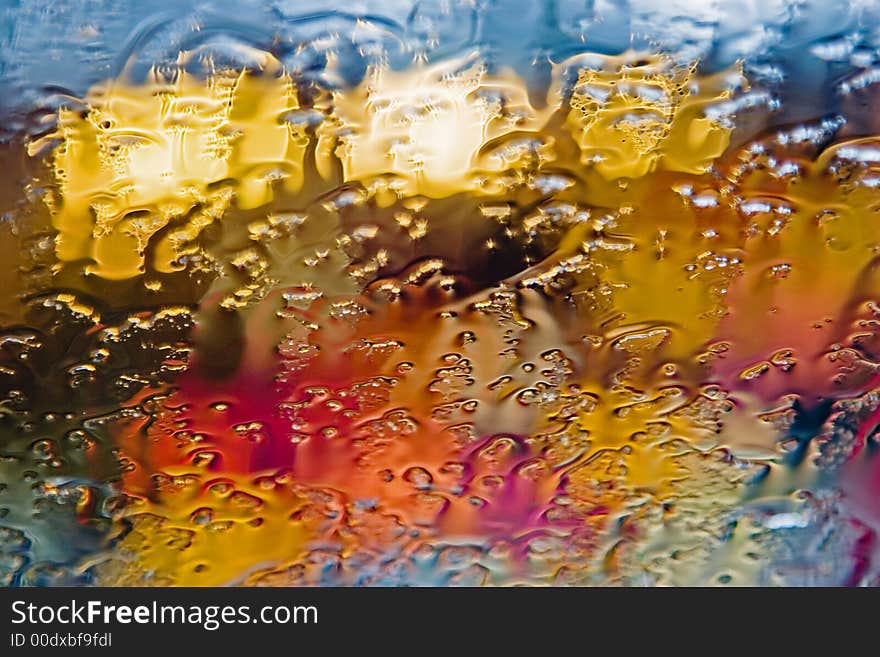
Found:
[102,476,313,586]
[321,56,555,199]
[47,54,308,280]
[45,51,737,281]
[564,53,739,179]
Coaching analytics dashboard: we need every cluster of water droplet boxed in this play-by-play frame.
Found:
[1,1,880,586]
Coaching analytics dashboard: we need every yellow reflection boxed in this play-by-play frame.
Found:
[99,477,312,586]
[564,54,739,179]
[321,56,554,199]
[47,55,308,280]
[43,51,736,282]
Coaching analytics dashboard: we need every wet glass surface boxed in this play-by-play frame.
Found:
[1,0,880,586]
